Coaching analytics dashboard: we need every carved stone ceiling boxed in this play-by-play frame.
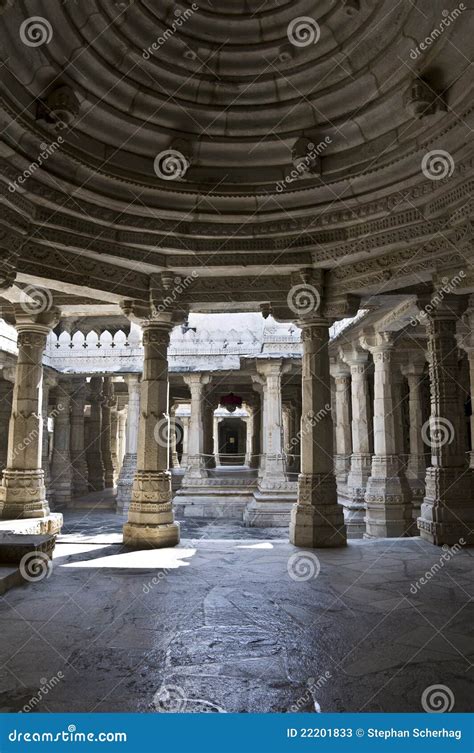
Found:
[0,0,472,310]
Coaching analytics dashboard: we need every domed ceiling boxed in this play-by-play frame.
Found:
[0,0,472,314]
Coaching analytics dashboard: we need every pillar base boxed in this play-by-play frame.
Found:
[364,456,413,538]
[123,470,180,548]
[289,474,346,547]
[123,521,180,549]
[116,453,137,513]
[341,495,366,539]
[0,470,50,519]
[417,468,473,546]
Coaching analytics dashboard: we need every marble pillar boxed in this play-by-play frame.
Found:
[117,409,127,470]
[87,376,105,491]
[41,372,56,500]
[361,333,412,538]
[110,407,119,483]
[401,360,427,523]
[330,361,352,491]
[249,399,261,469]
[170,405,180,469]
[0,308,58,520]
[117,375,140,512]
[202,398,216,469]
[418,297,472,545]
[343,349,372,538]
[69,377,89,498]
[290,319,346,547]
[0,376,13,472]
[123,320,179,548]
[257,361,286,484]
[101,377,115,489]
[50,380,74,507]
[182,374,210,480]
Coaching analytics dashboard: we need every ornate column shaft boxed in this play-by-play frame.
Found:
[110,407,119,483]
[341,349,372,538]
[169,404,180,469]
[69,378,89,498]
[117,409,127,470]
[330,362,352,489]
[101,377,115,489]
[361,333,412,538]
[257,360,286,483]
[41,372,56,500]
[401,360,427,523]
[87,376,105,491]
[249,398,261,469]
[418,297,472,544]
[0,375,13,472]
[117,374,140,512]
[50,380,74,507]
[182,374,210,480]
[202,396,216,469]
[290,319,346,547]
[0,308,59,519]
[123,320,179,548]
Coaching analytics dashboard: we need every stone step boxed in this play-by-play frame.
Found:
[0,533,56,564]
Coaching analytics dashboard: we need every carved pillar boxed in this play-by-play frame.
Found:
[170,404,180,469]
[249,397,261,469]
[101,377,115,489]
[117,409,127,471]
[341,349,372,538]
[50,381,73,507]
[87,376,105,491]
[361,333,412,538]
[180,413,189,469]
[41,372,56,499]
[0,308,59,520]
[257,360,286,483]
[330,361,352,491]
[117,374,140,513]
[418,297,472,545]
[110,407,119,484]
[290,319,346,547]
[182,374,210,480]
[202,394,216,469]
[459,298,474,468]
[0,376,13,472]
[69,377,89,498]
[213,414,219,465]
[401,360,427,523]
[123,321,180,548]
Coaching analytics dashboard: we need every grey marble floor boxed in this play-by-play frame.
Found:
[0,510,472,713]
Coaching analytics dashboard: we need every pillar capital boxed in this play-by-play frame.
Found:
[360,330,396,355]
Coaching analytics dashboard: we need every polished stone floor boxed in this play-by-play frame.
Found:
[0,509,472,713]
